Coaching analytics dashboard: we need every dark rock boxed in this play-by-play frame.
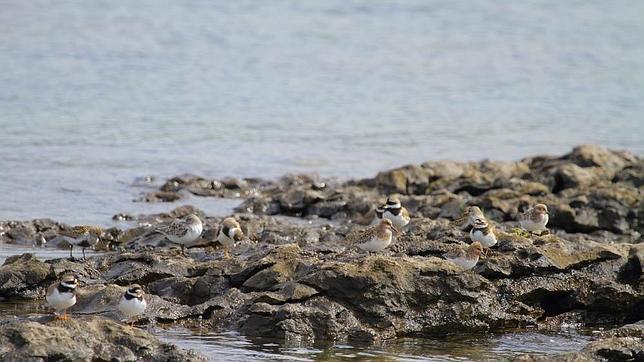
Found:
[0,254,53,299]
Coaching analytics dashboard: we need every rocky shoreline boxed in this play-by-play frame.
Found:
[0,145,642,361]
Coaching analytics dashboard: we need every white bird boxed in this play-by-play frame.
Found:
[46,273,78,320]
[469,218,498,249]
[118,284,147,326]
[155,214,203,255]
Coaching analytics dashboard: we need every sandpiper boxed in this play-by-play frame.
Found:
[118,284,147,326]
[443,242,484,270]
[46,273,78,320]
[156,214,203,255]
[217,217,244,258]
[518,204,549,234]
[348,219,397,252]
[469,218,498,250]
[377,196,411,230]
[63,225,102,260]
[450,206,485,230]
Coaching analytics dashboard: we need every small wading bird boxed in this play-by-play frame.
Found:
[217,217,244,258]
[46,273,78,320]
[469,218,498,255]
[450,206,486,230]
[118,284,147,327]
[518,204,550,234]
[348,219,398,252]
[443,242,484,271]
[63,225,102,260]
[372,196,411,230]
[154,214,203,256]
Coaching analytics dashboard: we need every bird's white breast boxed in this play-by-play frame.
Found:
[357,232,392,252]
[447,256,479,270]
[520,215,548,232]
[118,295,147,318]
[46,288,76,311]
[217,230,236,247]
[470,229,497,248]
[383,210,409,228]
[169,224,203,244]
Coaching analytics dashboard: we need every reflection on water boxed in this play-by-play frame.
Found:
[153,326,591,361]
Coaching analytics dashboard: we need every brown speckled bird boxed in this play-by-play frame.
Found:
[155,214,203,255]
[519,204,549,234]
[347,219,397,252]
[217,217,244,258]
[443,242,484,270]
[62,225,103,260]
[450,206,485,230]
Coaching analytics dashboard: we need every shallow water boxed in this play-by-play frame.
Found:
[0,244,103,265]
[137,326,594,361]
[0,299,592,361]
[0,0,643,225]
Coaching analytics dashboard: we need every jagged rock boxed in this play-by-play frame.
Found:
[0,254,53,299]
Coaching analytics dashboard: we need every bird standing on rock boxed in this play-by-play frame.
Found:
[348,219,397,252]
[450,206,485,230]
[155,214,203,256]
[518,204,550,234]
[118,284,147,326]
[373,196,411,230]
[443,242,484,271]
[217,217,244,258]
[63,225,102,260]
[469,218,498,253]
[46,273,78,320]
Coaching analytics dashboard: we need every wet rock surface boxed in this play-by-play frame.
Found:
[0,145,642,359]
[514,321,644,361]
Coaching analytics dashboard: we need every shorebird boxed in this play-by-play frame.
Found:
[443,242,484,271]
[469,217,498,252]
[155,214,203,255]
[217,217,244,258]
[348,219,397,252]
[118,284,147,326]
[450,206,485,230]
[46,273,78,320]
[518,204,550,234]
[33,233,47,248]
[373,196,411,230]
[62,226,102,260]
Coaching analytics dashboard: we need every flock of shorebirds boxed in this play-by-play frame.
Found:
[44,198,550,325]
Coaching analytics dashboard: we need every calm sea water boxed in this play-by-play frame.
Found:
[1,1,643,225]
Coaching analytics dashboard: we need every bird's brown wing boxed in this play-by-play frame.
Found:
[443,245,466,259]
[345,226,374,244]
